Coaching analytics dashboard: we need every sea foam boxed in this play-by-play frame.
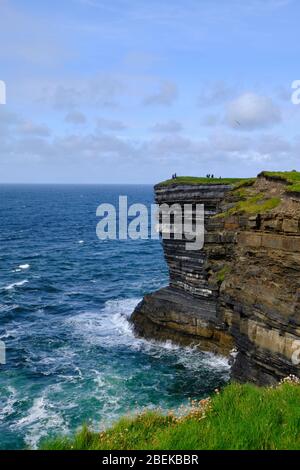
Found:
[4,280,29,291]
[19,264,30,270]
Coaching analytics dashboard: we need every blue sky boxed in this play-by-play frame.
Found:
[1,0,300,183]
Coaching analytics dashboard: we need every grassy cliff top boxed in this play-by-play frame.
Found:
[260,171,300,192]
[157,171,300,193]
[156,170,300,192]
[156,176,250,187]
[41,380,300,450]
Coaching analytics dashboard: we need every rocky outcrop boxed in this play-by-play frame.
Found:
[132,287,233,355]
[131,183,235,356]
[131,174,300,385]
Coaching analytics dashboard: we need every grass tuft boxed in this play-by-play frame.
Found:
[216,265,230,283]
[216,194,281,218]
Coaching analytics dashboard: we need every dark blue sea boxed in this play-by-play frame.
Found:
[0,185,229,449]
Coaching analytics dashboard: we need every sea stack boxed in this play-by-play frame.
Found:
[131,172,300,385]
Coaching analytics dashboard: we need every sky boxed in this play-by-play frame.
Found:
[1,0,300,183]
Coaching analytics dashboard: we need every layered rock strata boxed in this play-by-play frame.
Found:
[131,174,300,384]
[131,183,235,356]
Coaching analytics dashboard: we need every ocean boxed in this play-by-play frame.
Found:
[0,184,230,449]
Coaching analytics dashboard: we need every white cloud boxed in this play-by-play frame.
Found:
[51,133,135,160]
[0,99,297,182]
[0,112,294,167]
[65,111,87,124]
[44,76,126,111]
[209,131,251,152]
[18,121,51,137]
[201,114,220,127]
[52,87,82,110]
[225,92,281,130]
[198,81,234,107]
[142,135,205,159]
[150,120,182,133]
[276,85,292,102]
[96,117,127,131]
[143,80,178,106]
[256,133,291,155]
[0,108,20,127]
[0,109,50,138]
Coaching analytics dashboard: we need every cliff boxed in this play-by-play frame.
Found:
[131,172,300,385]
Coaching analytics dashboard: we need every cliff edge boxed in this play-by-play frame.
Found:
[131,172,300,385]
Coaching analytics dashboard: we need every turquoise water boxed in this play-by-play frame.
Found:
[0,185,230,449]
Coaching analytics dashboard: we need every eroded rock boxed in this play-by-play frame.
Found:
[130,174,300,384]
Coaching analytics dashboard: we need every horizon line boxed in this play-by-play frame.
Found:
[0,182,157,186]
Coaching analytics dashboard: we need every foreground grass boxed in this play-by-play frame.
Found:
[41,382,300,450]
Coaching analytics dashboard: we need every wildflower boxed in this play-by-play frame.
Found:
[280,374,300,385]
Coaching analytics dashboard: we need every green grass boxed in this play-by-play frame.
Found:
[41,381,300,450]
[216,194,281,218]
[157,172,300,193]
[216,265,230,282]
[260,171,300,193]
[232,178,256,189]
[231,194,281,215]
[156,176,248,187]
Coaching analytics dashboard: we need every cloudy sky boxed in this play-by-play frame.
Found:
[1,0,300,183]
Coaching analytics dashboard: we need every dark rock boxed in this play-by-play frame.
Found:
[131,177,300,384]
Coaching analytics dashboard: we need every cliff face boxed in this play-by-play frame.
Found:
[132,183,234,355]
[131,174,300,385]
